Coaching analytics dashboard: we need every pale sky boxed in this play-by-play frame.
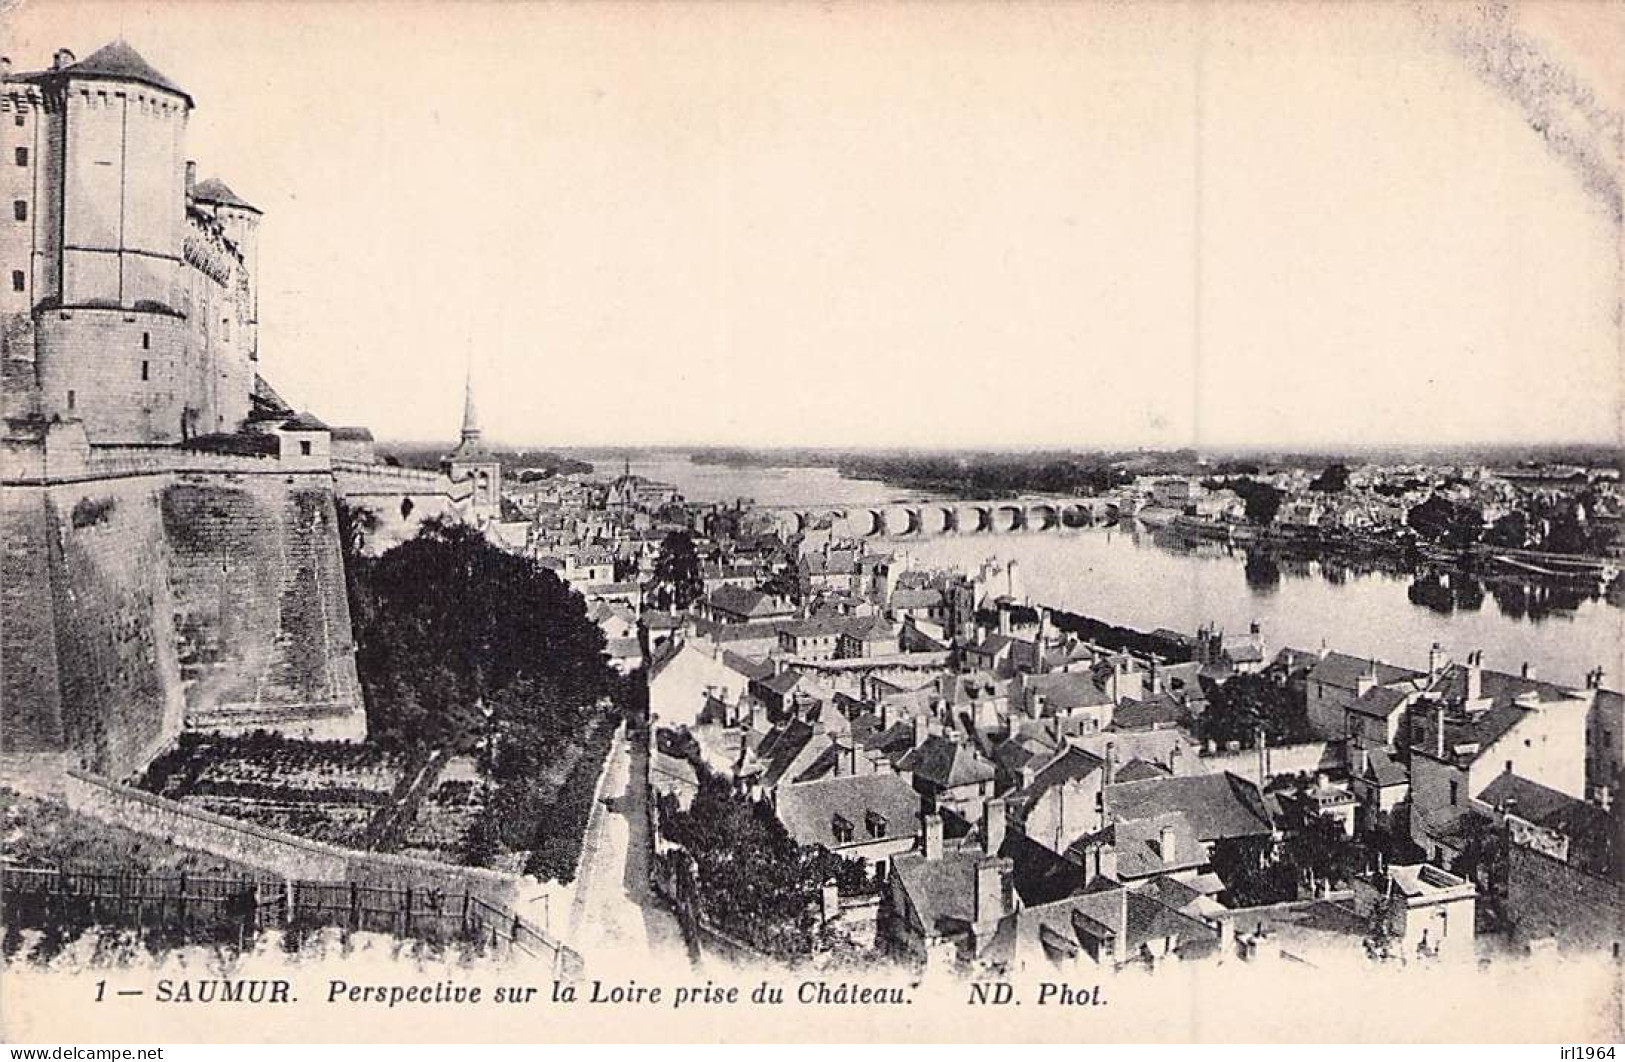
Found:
[5,0,1621,449]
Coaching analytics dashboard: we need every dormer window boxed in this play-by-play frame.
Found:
[865,810,887,839]
[831,814,854,844]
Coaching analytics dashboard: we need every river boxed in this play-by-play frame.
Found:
[610,453,1621,689]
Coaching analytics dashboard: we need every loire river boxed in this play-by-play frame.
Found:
[615,454,1621,689]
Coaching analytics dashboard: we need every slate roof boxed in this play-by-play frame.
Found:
[192,176,261,214]
[42,40,192,103]
[754,721,832,788]
[1348,684,1412,720]
[774,774,922,850]
[1105,772,1274,842]
[1306,651,1422,692]
[1023,670,1112,713]
[889,588,945,610]
[1359,747,1409,788]
[1410,663,1588,765]
[898,735,996,789]
[1009,745,1105,816]
[1112,692,1187,731]
[1113,757,1173,783]
[708,584,785,619]
[891,849,980,935]
[1478,772,1619,873]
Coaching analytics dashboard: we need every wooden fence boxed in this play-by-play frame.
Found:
[1,865,578,972]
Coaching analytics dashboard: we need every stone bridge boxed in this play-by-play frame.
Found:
[763,497,1119,538]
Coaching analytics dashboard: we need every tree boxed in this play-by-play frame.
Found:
[651,531,704,611]
[1198,673,1311,749]
[1309,463,1350,494]
[346,517,614,749]
[1406,495,1483,549]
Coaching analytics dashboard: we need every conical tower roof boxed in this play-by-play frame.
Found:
[55,40,192,105]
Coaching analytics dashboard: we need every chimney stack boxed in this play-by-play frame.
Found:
[911,713,929,749]
[1434,703,1446,759]
[972,856,1011,927]
[982,798,1007,856]
[923,813,944,861]
[1466,651,1483,702]
[1428,642,1446,679]
[53,48,75,71]
[1,57,12,79]
[1158,823,1177,864]
[1521,662,1537,681]
[1103,741,1117,786]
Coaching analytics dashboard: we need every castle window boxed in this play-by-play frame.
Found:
[299,440,313,457]
[140,360,149,381]
[14,148,26,167]
[12,200,25,222]
[66,389,75,410]
[1448,780,1458,806]
[142,331,150,350]
[401,498,415,519]
[10,270,22,293]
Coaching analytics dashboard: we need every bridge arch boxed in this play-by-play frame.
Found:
[994,505,1025,533]
[1060,503,1093,528]
[1027,503,1059,531]
[882,506,919,537]
[918,506,954,535]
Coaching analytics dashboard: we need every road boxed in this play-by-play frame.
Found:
[566,726,686,971]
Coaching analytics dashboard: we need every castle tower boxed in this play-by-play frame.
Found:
[191,175,261,431]
[442,369,501,518]
[22,41,196,443]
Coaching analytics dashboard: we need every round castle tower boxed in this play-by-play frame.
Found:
[25,41,195,444]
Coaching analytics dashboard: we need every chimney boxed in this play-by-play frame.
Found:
[185,160,197,196]
[998,607,1011,636]
[1466,652,1483,702]
[1095,840,1119,881]
[1356,660,1377,697]
[923,813,944,861]
[1428,642,1446,679]
[53,48,75,71]
[1434,703,1446,759]
[1,57,11,79]
[1158,823,1177,864]
[911,713,929,749]
[1520,662,1537,681]
[1103,741,1117,786]
[982,798,1007,856]
[973,856,1010,927]
[1005,709,1021,740]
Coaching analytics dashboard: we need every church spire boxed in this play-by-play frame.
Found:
[460,369,481,449]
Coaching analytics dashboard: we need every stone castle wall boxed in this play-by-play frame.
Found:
[1,455,365,777]
[1505,842,1624,953]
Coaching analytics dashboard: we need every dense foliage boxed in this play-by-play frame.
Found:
[1196,673,1312,749]
[657,771,874,958]
[337,505,625,880]
[649,531,704,611]
[341,513,614,750]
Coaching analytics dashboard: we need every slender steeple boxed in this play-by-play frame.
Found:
[460,369,481,449]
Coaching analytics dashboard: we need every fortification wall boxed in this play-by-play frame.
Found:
[62,769,522,907]
[1,486,66,752]
[1,455,365,775]
[161,473,363,739]
[1506,842,1624,952]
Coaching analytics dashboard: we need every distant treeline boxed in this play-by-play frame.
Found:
[376,444,594,477]
[835,453,1137,500]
